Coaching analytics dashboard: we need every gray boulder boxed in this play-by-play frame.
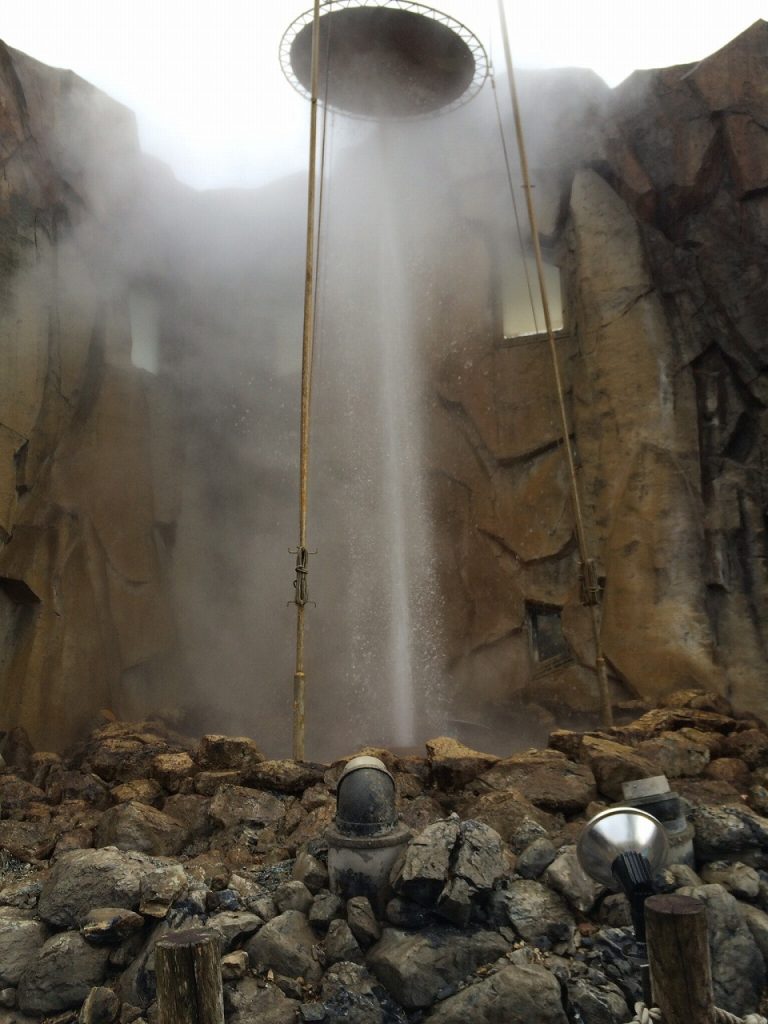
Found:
[325,920,364,965]
[367,926,509,1010]
[94,802,190,856]
[274,880,313,915]
[739,903,768,968]
[516,838,557,879]
[81,907,145,945]
[347,897,381,949]
[0,908,47,985]
[322,962,384,1024]
[566,976,628,1024]
[544,845,603,914]
[38,847,154,928]
[225,979,298,1024]
[394,818,510,926]
[209,785,285,828]
[17,931,110,1015]
[79,986,120,1024]
[486,880,575,944]
[245,910,322,983]
[700,861,761,900]
[206,910,263,951]
[690,805,768,866]
[427,963,568,1024]
[678,883,765,1015]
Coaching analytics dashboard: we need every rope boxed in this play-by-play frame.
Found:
[495,0,613,726]
[489,70,539,337]
[625,1003,768,1024]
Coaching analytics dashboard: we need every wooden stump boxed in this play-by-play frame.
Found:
[645,894,715,1024]
[155,928,225,1024]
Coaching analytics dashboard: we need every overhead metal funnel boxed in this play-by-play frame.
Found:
[280,0,488,118]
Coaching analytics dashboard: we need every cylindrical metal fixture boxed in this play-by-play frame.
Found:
[326,756,411,913]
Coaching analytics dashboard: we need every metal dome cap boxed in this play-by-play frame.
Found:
[280,0,489,120]
[335,755,398,835]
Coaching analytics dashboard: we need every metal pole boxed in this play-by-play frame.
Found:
[497,0,613,726]
[292,0,322,761]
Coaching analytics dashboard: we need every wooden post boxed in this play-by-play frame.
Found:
[155,928,225,1024]
[645,894,715,1024]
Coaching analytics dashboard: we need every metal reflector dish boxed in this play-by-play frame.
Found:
[280,0,488,118]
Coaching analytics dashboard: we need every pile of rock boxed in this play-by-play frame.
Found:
[0,689,767,1023]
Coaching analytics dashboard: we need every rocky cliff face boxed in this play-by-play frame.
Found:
[0,43,193,749]
[0,22,767,753]
[427,21,768,733]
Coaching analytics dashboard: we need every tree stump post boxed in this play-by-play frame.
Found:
[155,928,225,1024]
[645,893,715,1024]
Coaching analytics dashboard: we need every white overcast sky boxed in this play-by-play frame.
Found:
[1,1,765,190]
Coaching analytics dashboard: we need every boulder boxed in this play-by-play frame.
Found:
[473,750,596,814]
[206,910,263,951]
[151,752,195,792]
[139,864,188,917]
[0,908,47,985]
[292,851,328,894]
[309,890,344,932]
[162,794,211,835]
[197,735,264,770]
[81,907,145,945]
[690,804,768,865]
[635,732,710,778]
[209,785,286,829]
[566,974,628,1024]
[427,963,568,1024]
[516,838,556,879]
[321,961,384,1024]
[578,737,657,800]
[245,760,326,794]
[94,802,190,856]
[79,986,120,1024]
[544,845,603,914]
[38,847,153,928]
[225,978,299,1024]
[17,931,110,1015]
[346,897,381,949]
[456,791,556,851]
[700,861,761,901]
[486,880,575,944]
[324,919,364,965]
[273,880,313,915]
[245,910,321,983]
[367,926,509,1010]
[677,883,765,1015]
[0,820,55,861]
[426,738,499,789]
[394,817,510,927]
[740,903,768,968]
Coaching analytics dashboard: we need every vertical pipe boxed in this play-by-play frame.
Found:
[293,0,322,761]
[497,0,612,726]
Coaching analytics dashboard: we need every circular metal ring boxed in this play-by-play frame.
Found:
[280,0,489,120]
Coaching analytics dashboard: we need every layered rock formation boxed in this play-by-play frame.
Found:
[427,21,768,730]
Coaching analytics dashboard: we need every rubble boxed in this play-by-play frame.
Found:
[0,692,764,1021]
